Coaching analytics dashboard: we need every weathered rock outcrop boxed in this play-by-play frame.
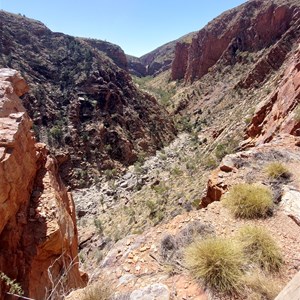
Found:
[245,45,300,146]
[201,46,300,207]
[126,55,147,77]
[0,69,85,299]
[171,0,300,83]
[0,11,176,187]
[171,42,189,81]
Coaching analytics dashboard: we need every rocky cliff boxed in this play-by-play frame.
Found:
[245,44,300,146]
[0,69,85,299]
[0,11,176,187]
[201,45,300,207]
[127,32,195,77]
[171,0,300,83]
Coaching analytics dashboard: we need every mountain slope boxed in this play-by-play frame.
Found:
[127,32,195,77]
[0,11,176,187]
[172,0,300,82]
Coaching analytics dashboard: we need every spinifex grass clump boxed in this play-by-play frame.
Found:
[222,183,273,218]
[237,226,283,272]
[264,162,290,179]
[242,271,281,300]
[81,283,112,300]
[185,237,244,293]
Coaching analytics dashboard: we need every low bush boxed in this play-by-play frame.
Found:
[264,162,290,179]
[237,226,283,272]
[185,237,244,293]
[222,183,273,218]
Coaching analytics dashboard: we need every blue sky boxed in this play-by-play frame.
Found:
[1,1,247,57]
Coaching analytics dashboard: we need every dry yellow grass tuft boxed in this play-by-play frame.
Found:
[237,225,283,272]
[185,237,244,293]
[222,183,273,218]
[264,162,290,179]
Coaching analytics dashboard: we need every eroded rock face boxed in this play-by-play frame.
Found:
[245,46,300,146]
[0,69,85,299]
[171,0,299,83]
[126,55,147,77]
[171,42,189,81]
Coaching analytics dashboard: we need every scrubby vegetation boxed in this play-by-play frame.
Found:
[237,225,283,272]
[242,271,281,300]
[264,162,290,179]
[185,226,283,297]
[294,104,300,122]
[0,271,24,296]
[222,183,273,218]
[185,237,244,293]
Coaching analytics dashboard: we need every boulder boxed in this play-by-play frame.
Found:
[281,186,300,226]
[130,283,170,300]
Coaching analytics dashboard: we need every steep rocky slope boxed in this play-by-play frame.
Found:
[0,69,85,299]
[161,0,300,162]
[127,32,195,77]
[171,0,300,82]
[0,11,176,187]
[202,45,300,207]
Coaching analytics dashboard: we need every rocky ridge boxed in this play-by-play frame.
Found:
[0,11,176,187]
[0,69,85,299]
[202,45,300,207]
[171,0,300,82]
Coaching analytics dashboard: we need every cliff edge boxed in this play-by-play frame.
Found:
[0,68,86,299]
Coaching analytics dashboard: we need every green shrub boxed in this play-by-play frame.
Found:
[0,271,23,296]
[103,168,117,180]
[264,162,290,179]
[201,155,218,170]
[171,166,183,176]
[237,226,283,272]
[49,125,63,141]
[222,183,273,218]
[185,237,244,293]
[93,218,103,234]
[215,143,229,160]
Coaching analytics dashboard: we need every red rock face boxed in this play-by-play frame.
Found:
[245,46,300,146]
[0,69,85,299]
[171,1,299,82]
[171,42,189,81]
[201,46,300,207]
